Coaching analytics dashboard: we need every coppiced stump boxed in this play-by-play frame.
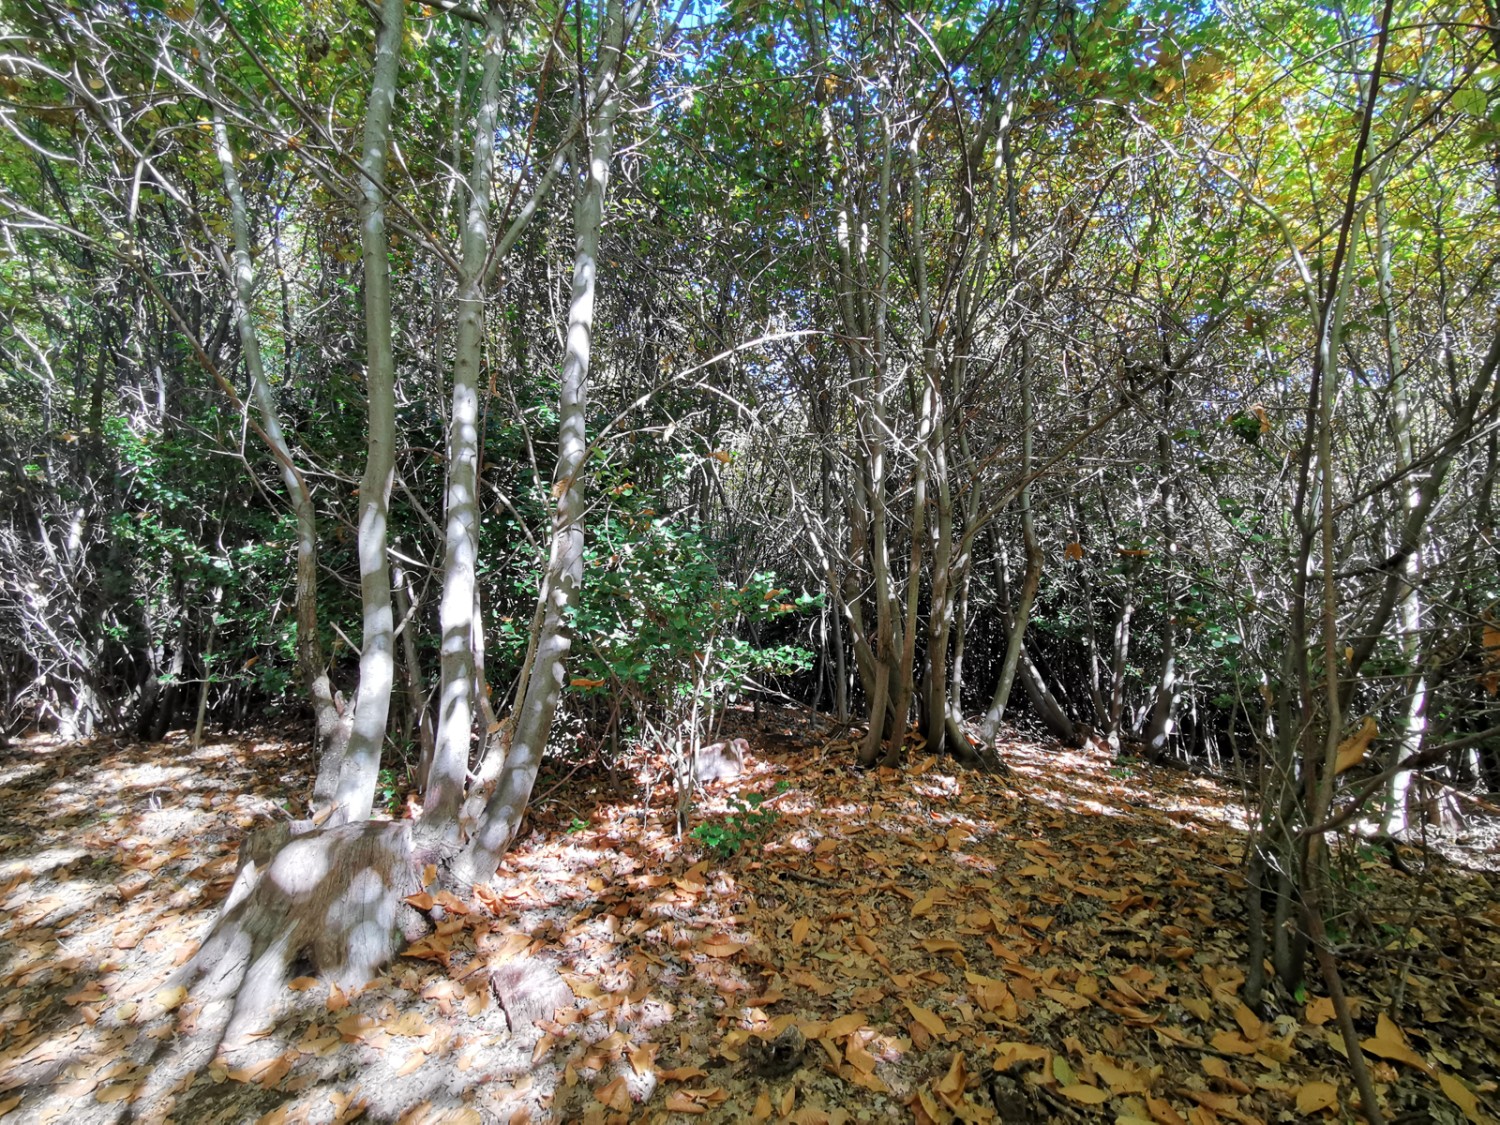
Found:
[178,820,430,1040]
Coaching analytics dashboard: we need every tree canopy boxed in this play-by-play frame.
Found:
[1,0,1498,1117]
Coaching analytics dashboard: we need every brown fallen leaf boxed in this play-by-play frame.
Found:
[904,999,947,1036]
[595,1076,631,1111]
[1295,1080,1339,1114]
[664,1091,707,1114]
[1360,1013,1427,1071]
[1059,1083,1111,1105]
[1435,1071,1485,1124]
[659,1066,707,1082]
[824,1013,865,1038]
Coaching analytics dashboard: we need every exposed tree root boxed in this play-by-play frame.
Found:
[179,819,430,1042]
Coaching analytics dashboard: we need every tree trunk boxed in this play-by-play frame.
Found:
[203,60,347,773]
[424,3,508,839]
[179,819,429,1043]
[979,333,1040,748]
[328,0,404,824]
[452,0,631,885]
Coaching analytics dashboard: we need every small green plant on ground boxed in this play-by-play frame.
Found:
[691,783,789,858]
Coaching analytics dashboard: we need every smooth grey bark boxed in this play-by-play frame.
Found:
[203,82,348,775]
[330,0,403,823]
[452,0,632,885]
[1144,384,1181,757]
[423,4,508,837]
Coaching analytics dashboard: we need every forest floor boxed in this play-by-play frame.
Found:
[0,711,1497,1125]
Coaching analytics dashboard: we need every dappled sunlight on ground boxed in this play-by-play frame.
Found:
[1,712,1497,1123]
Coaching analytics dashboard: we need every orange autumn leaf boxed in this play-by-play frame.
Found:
[1059,1083,1111,1105]
[1360,1013,1427,1071]
[1296,1081,1339,1114]
[1335,716,1378,775]
[904,999,947,1036]
[594,1076,631,1111]
[824,1013,865,1038]
[700,938,747,958]
[664,1091,706,1114]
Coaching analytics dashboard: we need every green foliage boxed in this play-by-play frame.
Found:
[568,484,817,728]
[690,782,789,858]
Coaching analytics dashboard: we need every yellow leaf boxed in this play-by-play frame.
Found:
[824,1013,864,1038]
[903,999,947,1036]
[1233,1001,1264,1041]
[1296,1080,1339,1115]
[1435,1071,1486,1124]
[1360,1013,1428,1072]
[154,985,188,1011]
[752,1090,772,1120]
[1304,996,1336,1026]
[1335,717,1377,775]
[937,1052,967,1096]
[1059,1083,1111,1105]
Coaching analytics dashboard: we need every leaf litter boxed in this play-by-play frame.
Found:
[0,711,1497,1124]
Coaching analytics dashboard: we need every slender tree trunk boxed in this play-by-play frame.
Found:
[393,562,434,789]
[330,0,404,823]
[453,0,631,885]
[423,4,508,838]
[203,69,347,776]
[1144,376,1181,758]
[980,335,1040,747]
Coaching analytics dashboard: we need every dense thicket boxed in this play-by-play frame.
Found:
[2,0,1497,1061]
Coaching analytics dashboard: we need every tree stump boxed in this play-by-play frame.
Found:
[180,819,428,1040]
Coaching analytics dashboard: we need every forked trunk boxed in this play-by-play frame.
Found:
[178,819,429,1043]
[451,0,631,886]
[424,3,509,838]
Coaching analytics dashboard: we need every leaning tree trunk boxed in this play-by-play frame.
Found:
[451,0,631,886]
[177,0,413,1040]
[202,62,347,768]
[324,0,404,823]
